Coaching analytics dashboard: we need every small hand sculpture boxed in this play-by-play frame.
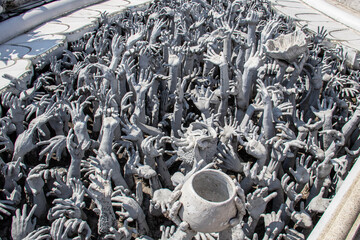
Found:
[46,169,72,199]
[111,186,150,234]
[219,116,240,143]
[37,135,67,164]
[261,205,285,240]
[160,225,176,240]
[217,142,245,173]
[66,130,84,181]
[0,117,15,153]
[62,96,93,151]
[150,19,167,45]
[141,135,164,160]
[191,85,214,117]
[0,198,16,220]
[120,117,143,143]
[26,164,47,196]
[131,68,155,100]
[64,218,91,240]
[150,188,172,215]
[2,158,24,192]
[238,122,267,167]
[316,152,335,180]
[87,170,116,234]
[281,174,302,202]
[163,222,196,240]
[11,204,38,240]
[24,226,51,240]
[306,187,331,213]
[278,226,305,240]
[310,98,336,129]
[288,201,312,228]
[4,94,25,135]
[126,150,157,179]
[289,155,314,191]
[245,187,277,220]
[50,217,71,240]
[13,103,58,161]
[47,179,85,222]
[104,221,134,240]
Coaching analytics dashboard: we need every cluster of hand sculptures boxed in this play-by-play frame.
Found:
[1,0,360,239]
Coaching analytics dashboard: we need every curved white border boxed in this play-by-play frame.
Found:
[0,0,104,44]
[301,0,360,33]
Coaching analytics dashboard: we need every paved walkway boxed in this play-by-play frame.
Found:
[270,0,360,52]
[0,0,151,92]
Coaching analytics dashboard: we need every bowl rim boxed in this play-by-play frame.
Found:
[189,169,237,205]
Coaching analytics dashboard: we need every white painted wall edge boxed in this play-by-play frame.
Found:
[301,0,360,33]
[307,156,360,240]
[0,0,105,45]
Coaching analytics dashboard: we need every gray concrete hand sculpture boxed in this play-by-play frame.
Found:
[1,0,360,239]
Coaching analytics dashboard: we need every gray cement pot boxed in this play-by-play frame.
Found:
[179,169,237,233]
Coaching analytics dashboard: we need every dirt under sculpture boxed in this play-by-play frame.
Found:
[0,0,360,239]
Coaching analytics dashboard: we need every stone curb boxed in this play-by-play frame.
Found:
[0,0,104,45]
[301,0,360,33]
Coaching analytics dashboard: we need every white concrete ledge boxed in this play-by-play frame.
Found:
[301,0,360,33]
[0,0,104,45]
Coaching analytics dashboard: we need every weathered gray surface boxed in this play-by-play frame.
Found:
[335,0,360,12]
